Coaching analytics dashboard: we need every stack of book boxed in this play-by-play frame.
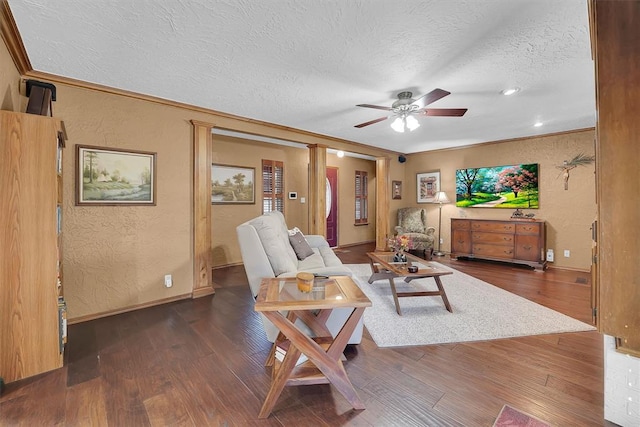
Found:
[275,341,308,366]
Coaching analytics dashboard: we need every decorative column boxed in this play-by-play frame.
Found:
[307,144,327,236]
[191,120,215,298]
[376,157,390,251]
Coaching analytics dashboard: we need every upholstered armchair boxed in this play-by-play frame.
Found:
[394,207,435,259]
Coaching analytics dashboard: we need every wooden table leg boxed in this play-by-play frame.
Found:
[258,307,367,418]
[387,278,402,315]
[433,276,452,313]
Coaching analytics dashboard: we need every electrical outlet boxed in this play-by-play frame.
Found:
[164,274,173,288]
[546,249,554,262]
[440,238,444,244]
[564,250,570,258]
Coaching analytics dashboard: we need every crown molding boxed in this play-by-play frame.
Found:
[0,0,31,74]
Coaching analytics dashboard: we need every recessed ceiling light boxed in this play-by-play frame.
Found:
[336,150,345,158]
[501,87,520,96]
[534,121,543,127]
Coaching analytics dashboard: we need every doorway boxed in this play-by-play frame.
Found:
[326,166,338,247]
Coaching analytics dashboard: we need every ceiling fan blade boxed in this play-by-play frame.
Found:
[356,104,393,111]
[412,88,451,108]
[422,108,468,117]
[354,116,389,128]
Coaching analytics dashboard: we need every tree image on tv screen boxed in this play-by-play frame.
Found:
[456,163,539,208]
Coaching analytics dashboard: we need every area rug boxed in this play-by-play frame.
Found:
[345,263,595,347]
[492,405,551,427]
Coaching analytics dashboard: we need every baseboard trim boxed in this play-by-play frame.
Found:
[336,240,376,249]
[192,286,216,298]
[546,265,590,273]
[68,293,193,325]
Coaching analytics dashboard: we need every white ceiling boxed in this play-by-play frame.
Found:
[7,0,595,154]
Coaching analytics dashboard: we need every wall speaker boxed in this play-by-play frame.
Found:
[398,155,407,163]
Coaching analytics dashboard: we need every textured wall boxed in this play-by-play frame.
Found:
[57,85,195,320]
[327,152,377,245]
[211,137,378,267]
[211,135,310,267]
[403,130,596,270]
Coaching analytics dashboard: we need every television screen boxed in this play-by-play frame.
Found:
[456,163,539,209]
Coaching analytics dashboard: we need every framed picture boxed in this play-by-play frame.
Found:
[392,180,402,200]
[76,145,156,206]
[455,163,539,208]
[211,164,255,204]
[417,170,440,203]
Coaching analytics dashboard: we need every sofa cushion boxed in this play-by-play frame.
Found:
[289,231,314,260]
[296,249,327,270]
[250,214,297,276]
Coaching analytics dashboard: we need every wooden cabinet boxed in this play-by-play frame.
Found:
[451,218,546,270]
[591,0,640,355]
[0,110,66,383]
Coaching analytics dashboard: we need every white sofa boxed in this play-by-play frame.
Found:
[236,211,363,343]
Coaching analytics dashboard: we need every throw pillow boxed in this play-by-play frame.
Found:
[289,230,314,260]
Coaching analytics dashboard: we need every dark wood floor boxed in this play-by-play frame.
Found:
[1,243,614,426]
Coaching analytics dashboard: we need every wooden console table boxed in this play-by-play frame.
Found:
[451,218,547,270]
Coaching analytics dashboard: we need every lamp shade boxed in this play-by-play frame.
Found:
[433,191,450,204]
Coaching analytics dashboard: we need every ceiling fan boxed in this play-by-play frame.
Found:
[354,88,467,132]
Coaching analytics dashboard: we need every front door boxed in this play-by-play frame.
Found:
[326,167,338,247]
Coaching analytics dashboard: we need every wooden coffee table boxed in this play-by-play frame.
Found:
[254,275,371,418]
[366,251,454,315]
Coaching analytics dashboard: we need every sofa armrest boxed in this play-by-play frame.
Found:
[305,234,330,248]
[394,226,404,235]
[425,227,436,236]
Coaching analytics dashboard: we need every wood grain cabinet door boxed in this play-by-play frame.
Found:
[451,219,471,254]
[515,234,542,262]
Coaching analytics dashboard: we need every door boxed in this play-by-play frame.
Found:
[326,167,338,247]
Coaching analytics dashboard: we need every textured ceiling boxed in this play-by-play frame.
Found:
[7,0,595,153]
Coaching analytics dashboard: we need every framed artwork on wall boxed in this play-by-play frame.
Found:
[392,180,402,200]
[455,163,539,208]
[417,170,440,203]
[76,145,156,206]
[211,164,255,204]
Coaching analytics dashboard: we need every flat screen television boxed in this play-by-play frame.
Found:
[455,163,539,209]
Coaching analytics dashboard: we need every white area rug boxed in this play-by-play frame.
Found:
[345,263,596,348]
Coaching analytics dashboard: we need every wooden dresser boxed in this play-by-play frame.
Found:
[451,218,547,270]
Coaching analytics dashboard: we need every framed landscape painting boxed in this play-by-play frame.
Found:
[76,145,156,205]
[417,171,440,203]
[455,163,539,208]
[211,164,255,204]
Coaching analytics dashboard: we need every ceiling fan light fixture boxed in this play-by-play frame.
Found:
[501,87,520,96]
[391,117,405,133]
[405,115,420,131]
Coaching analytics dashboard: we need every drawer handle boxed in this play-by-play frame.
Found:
[505,250,513,254]
[503,237,513,241]
[457,240,465,244]
[523,245,532,250]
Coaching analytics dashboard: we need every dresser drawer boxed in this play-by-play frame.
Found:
[472,231,514,246]
[451,219,471,230]
[472,243,514,259]
[515,222,541,235]
[471,221,515,233]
